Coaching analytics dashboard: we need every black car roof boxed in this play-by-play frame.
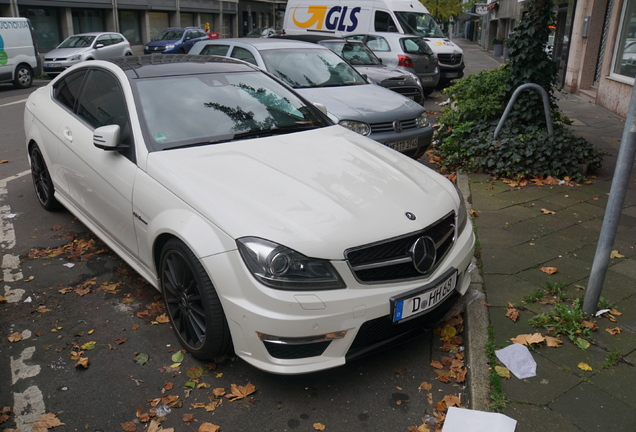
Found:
[108,55,259,79]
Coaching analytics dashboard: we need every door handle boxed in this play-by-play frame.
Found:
[62,128,73,143]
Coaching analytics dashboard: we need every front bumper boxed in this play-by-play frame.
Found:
[371,126,434,159]
[202,221,475,374]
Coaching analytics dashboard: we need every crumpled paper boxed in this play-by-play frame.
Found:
[442,407,517,432]
[495,343,537,379]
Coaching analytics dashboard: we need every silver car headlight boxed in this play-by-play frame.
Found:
[338,120,371,136]
[237,237,345,290]
[69,54,81,61]
[416,112,430,128]
[454,184,468,233]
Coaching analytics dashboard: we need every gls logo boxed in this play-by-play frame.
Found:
[292,5,361,32]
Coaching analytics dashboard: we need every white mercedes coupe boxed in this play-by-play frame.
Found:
[24,55,474,374]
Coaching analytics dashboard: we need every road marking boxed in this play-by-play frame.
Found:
[10,346,41,385]
[0,98,28,108]
[13,386,46,431]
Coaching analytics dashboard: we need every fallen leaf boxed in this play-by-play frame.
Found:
[198,423,220,432]
[544,336,563,347]
[187,366,204,379]
[313,423,326,431]
[418,382,432,392]
[430,360,444,369]
[581,320,598,331]
[609,308,622,316]
[8,332,23,343]
[156,313,170,323]
[81,341,97,350]
[114,337,128,345]
[578,362,593,371]
[121,422,137,432]
[575,338,591,350]
[134,352,149,365]
[212,388,226,397]
[171,351,185,363]
[610,250,625,259]
[31,413,64,432]
[540,267,558,275]
[37,306,51,313]
[225,382,256,401]
[469,209,479,218]
[510,333,545,346]
[131,324,141,330]
[606,327,622,335]
[442,394,461,407]
[0,160,8,164]
[182,413,195,423]
[75,357,89,369]
[540,208,556,215]
[0,295,7,303]
[505,308,519,322]
[455,368,467,383]
[495,366,510,379]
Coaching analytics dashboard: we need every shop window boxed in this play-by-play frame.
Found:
[149,12,170,39]
[181,13,195,27]
[20,7,61,51]
[72,9,105,33]
[613,0,636,80]
[119,10,141,44]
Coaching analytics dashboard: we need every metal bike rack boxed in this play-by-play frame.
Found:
[493,83,554,139]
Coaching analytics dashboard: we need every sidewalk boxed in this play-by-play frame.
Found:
[450,38,636,431]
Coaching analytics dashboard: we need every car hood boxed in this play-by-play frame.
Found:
[354,65,412,82]
[295,84,423,123]
[146,126,456,258]
[46,47,92,58]
[146,39,180,46]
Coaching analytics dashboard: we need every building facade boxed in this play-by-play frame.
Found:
[0,0,241,51]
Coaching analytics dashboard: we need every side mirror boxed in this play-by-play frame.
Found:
[95,43,105,49]
[94,124,128,151]
[313,102,328,115]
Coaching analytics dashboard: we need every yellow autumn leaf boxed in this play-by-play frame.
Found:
[81,341,97,350]
[313,423,326,431]
[578,362,593,371]
[610,250,624,259]
[495,365,510,378]
[8,332,23,343]
[198,423,220,432]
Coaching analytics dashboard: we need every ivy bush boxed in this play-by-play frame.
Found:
[436,0,604,181]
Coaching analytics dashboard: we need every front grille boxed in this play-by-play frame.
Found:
[346,291,460,359]
[389,86,422,100]
[370,118,418,134]
[437,54,463,66]
[345,212,456,283]
[148,46,166,52]
[264,341,331,359]
[44,57,66,61]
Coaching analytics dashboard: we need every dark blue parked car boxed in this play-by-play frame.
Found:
[144,27,209,54]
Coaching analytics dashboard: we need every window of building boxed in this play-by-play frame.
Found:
[119,10,141,45]
[181,13,195,27]
[149,12,170,39]
[613,0,636,81]
[20,7,61,51]
[72,9,105,33]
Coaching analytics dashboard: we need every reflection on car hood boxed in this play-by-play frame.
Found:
[146,40,179,46]
[296,84,423,124]
[45,47,91,58]
[354,65,414,83]
[147,126,455,257]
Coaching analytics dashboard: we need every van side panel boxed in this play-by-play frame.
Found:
[0,18,41,85]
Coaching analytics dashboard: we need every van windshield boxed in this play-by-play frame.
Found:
[394,12,446,38]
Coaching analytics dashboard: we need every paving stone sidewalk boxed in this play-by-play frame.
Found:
[451,38,636,432]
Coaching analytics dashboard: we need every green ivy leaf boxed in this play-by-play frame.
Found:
[134,352,149,365]
[171,351,185,363]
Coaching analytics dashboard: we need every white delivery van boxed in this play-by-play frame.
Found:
[0,17,42,89]
[283,0,464,85]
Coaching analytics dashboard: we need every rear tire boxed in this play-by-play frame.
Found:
[160,238,231,359]
[30,144,61,211]
[13,64,33,89]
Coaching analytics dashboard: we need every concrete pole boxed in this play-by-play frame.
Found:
[583,86,636,314]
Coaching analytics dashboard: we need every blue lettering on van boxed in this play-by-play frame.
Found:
[1,21,29,30]
[325,6,341,30]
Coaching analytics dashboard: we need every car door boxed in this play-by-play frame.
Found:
[55,67,139,256]
[94,34,113,59]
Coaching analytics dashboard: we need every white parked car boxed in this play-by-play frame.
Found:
[24,55,474,374]
[43,32,133,77]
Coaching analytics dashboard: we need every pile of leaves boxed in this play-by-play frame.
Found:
[435,0,604,181]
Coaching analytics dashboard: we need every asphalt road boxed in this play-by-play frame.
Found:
[0,81,465,432]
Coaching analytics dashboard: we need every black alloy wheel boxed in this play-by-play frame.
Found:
[160,239,231,359]
[30,144,60,210]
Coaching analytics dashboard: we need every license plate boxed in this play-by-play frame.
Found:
[445,72,459,78]
[47,63,61,68]
[389,138,418,152]
[420,76,433,82]
[391,270,457,323]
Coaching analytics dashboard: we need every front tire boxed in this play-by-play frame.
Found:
[160,239,231,359]
[30,144,61,210]
[13,64,33,89]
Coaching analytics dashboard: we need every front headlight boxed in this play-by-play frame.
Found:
[237,237,345,290]
[338,120,371,136]
[454,184,468,233]
[69,54,81,61]
[416,112,430,128]
[165,44,176,50]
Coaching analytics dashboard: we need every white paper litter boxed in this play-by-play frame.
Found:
[63,263,75,268]
[495,343,537,379]
[595,308,611,317]
[442,407,517,432]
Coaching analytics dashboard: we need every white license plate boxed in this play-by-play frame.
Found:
[47,63,61,68]
[445,72,459,78]
[391,271,457,323]
[389,138,418,152]
[420,76,433,82]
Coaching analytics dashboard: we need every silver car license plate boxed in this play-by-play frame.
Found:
[389,138,418,152]
[47,63,61,68]
[391,270,457,323]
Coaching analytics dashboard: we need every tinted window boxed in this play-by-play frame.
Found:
[365,36,390,52]
[231,47,257,65]
[402,38,433,55]
[53,70,87,111]
[59,35,95,48]
[77,69,128,131]
[97,35,111,46]
[374,11,398,32]
[200,44,230,56]
[112,34,124,44]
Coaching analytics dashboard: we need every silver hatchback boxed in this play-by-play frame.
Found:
[43,32,132,77]
[347,33,440,96]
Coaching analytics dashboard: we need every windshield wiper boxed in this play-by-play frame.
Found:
[162,124,319,151]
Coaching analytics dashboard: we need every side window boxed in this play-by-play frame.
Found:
[184,31,192,40]
[53,70,87,111]
[97,35,111,46]
[366,36,390,52]
[374,11,398,32]
[77,69,129,131]
[200,44,230,56]
[231,47,257,65]
[112,34,124,44]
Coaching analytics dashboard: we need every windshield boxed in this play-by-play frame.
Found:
[320,42,382,65]
[134,71,330,151]
[260,48,367,88]
[58,35,95,48]
[154,30,184,41]
[394,12,446,38]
